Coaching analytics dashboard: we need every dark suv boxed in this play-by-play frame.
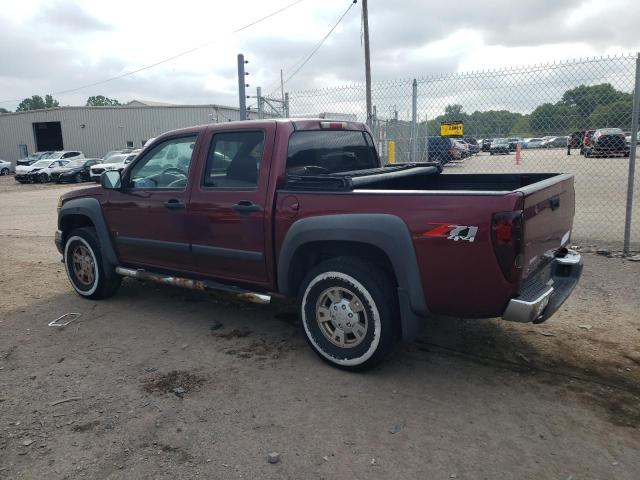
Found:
[427,136,459,164]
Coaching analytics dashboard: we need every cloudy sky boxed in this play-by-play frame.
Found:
[0,0,639,112]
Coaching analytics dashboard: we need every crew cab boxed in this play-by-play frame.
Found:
[56,119,582,371]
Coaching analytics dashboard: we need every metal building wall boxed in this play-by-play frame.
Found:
[0,105,247,164]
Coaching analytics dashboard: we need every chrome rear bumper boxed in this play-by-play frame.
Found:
[502,249,583,323]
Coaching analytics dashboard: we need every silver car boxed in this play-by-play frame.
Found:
[0,159,14,175]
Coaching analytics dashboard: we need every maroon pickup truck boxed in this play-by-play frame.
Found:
[56,119,582,370]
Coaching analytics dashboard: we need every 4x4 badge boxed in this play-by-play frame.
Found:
[424,224,478,243]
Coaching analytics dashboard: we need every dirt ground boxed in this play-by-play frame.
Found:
[1,175,640,480]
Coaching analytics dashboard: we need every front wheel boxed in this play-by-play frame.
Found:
[64,227,121,299]
[75,173,83,183]
[298,257,398,371]
[0,168,9,176]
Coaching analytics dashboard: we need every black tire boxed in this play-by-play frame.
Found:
[38,172,49,183]
[75,173,83,183]
[64,227,121,299]
[0,168,9,176]
[298,257,398,371]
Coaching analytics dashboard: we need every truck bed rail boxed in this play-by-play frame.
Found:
[284,163,441,192]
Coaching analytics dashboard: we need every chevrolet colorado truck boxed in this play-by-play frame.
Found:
[56,119,582,371]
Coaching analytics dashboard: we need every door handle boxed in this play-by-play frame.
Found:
[164,198,185,210]
[233,200,261,214]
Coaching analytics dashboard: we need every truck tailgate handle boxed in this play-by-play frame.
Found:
[233,200,261,213]
[164,198,185,210]
[549,196,560,211]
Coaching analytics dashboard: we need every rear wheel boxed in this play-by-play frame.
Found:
[0,168,9,176]
[298,257,397,371]
[37,172,49,183]
[64,227,121,299]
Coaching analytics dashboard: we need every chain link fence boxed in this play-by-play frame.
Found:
[287,54,640,250]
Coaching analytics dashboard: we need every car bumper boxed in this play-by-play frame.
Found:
[55,229,63,254]
[15,174,32,182]
[502,249,583,323]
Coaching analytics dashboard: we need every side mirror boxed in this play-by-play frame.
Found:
[100,170,122,190]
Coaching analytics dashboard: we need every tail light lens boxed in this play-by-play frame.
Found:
[491,211,524,283]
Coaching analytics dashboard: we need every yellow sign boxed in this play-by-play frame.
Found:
[388,141,396,164]
[440,121,464,137]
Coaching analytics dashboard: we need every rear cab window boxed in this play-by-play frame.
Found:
[286,130,379,175]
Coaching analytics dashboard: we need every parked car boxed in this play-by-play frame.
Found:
[540,136,569,149]
[580,130,596,154]
[90,152,138,182]
[15,159,69,183]
[506,138,521,151]
[463,137,480,154]
[584,128,628,157]
[524,138,544,149]
[426,136,461,164]
[55,119,581,371]
[0,159,14,175]
[46,150,85,162]
[454,139,470,158]
[481,138,493,152]
[625,131,640,147]
[16,151,53,167]
[51,158,102,183]
[102,149,133,163]
[489,138,510,155]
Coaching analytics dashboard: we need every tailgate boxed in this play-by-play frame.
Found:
[519,174,575,279]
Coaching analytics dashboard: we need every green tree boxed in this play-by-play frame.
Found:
[560,83,632,128]
[509,115,531,137]
[86,95,121,106]
[0,107,10,114]
[444,104,463,118]
[529,103,572,136]
[16,94,59,112]
[588,99,633,129]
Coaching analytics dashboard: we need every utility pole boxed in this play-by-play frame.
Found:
[362,0,372,127]
[280,69,285,107]
[237,54,249,120]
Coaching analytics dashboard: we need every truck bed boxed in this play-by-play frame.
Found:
[285,164,561,193]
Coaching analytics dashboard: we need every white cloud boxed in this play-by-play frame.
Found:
[0,0,638,111]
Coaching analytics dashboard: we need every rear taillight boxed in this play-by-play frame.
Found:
[491,211,524,283]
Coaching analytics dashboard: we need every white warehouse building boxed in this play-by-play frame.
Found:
[0,102,254,164]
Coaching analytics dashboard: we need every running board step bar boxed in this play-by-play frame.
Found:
[115,267,271,305]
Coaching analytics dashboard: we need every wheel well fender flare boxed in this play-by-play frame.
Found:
[277,214,428,318]
[58,197,118,266]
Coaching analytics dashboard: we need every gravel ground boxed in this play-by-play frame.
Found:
[1,175,639,479]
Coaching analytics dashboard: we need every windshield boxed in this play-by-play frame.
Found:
[64,159,86,168]
[47,152,65,159]
[107,155,127,164]
[102,151,122,161]
[287,130,378,175]
[32,160,53,168]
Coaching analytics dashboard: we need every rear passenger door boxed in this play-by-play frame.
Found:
[188,126,276,286]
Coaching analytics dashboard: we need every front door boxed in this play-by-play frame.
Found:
[103,134,200,272]
[188,127,275,286]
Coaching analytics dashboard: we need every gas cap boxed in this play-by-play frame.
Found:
[281,195,300,219]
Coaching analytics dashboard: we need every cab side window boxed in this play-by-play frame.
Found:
[203,131,264,189]
[128,135,197,190]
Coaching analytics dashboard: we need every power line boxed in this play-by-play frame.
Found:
[0,0,306,105]
[264,0,357,98]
